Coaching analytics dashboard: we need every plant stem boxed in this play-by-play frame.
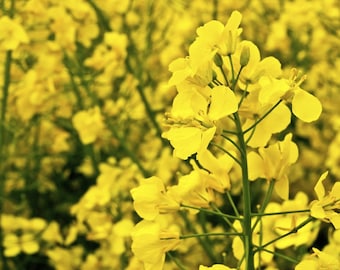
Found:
[233,112,255,270]
[0,49,12,270]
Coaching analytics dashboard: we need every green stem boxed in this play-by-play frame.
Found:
[167,252,187,270]
[211,142,241,166]
[180,232,241,239]
[180,211,217,263]
[218,65,230,88]
[254,246,299,264]
[180,204,242,220]
[257,217,314,250]
[251,209,310,217]
[252,181,275,232]
[233,112,254,270]
[210,203,239,233]
[226,191,240,218]
[106,121,151,177]
[0,49,13,270]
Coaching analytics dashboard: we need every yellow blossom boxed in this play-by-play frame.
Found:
[295,248,340,270]
[310,171,340,229]
[131,176,180,220]
[247,133,298,199]
[195,10,242,56]
[197,149,235,192]
[163,85,238,159]
[168,169,214,209]
[0,16,29,50]
[3,233,39,257]
[131,219,181,270]
[72,106,105,144]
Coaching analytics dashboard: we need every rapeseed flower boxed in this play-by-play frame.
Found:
[131,176,180,220]
[310,171,340,229]
[0,16,29,50]
[131,219,181,270]
[247,133,298,199]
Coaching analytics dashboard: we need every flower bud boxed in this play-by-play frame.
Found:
[214,53,224,67]
[240,45,250,67]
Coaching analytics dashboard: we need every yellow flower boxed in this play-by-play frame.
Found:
[72,106,105,144]
[241,90,291,147]
[197,149,235,192]
[3,233,39,257]
[131,176,180,220]
[0,16,29,50]
[259,69,322,123]
[247,133,299,199]
[163,85,238,159]
[237,41,282,90]
[310,171,340,229]
[295,248,340,270]
[168,169,214,209]
[131,219,181,270]
[195,10,242,56]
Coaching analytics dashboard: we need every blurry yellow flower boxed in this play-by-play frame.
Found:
[131,220,181,270]
[310,171,340,229]
[41,221,63,244]
[247,133,298,199]
[0,16,29,50]
[72,106,105,144]
[110,219,134,255]
[3,233,39,257]
[131,176,180,220]
[295,247,340,270]
[48,6,76,51]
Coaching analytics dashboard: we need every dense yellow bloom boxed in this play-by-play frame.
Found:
[131,219,181,270]
[310,171,340,229]
[247,133,298,199]
[0,16,29,50]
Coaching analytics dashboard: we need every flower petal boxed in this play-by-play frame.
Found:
[292,89,322,122]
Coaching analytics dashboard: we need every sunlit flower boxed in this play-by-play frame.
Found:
[247,133,299,199]
[131,219,181,270]
[163,85,238,159]
[310,171,340,229]
[131,176,180,220]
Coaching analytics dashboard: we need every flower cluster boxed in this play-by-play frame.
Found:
[0,1,339,270]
